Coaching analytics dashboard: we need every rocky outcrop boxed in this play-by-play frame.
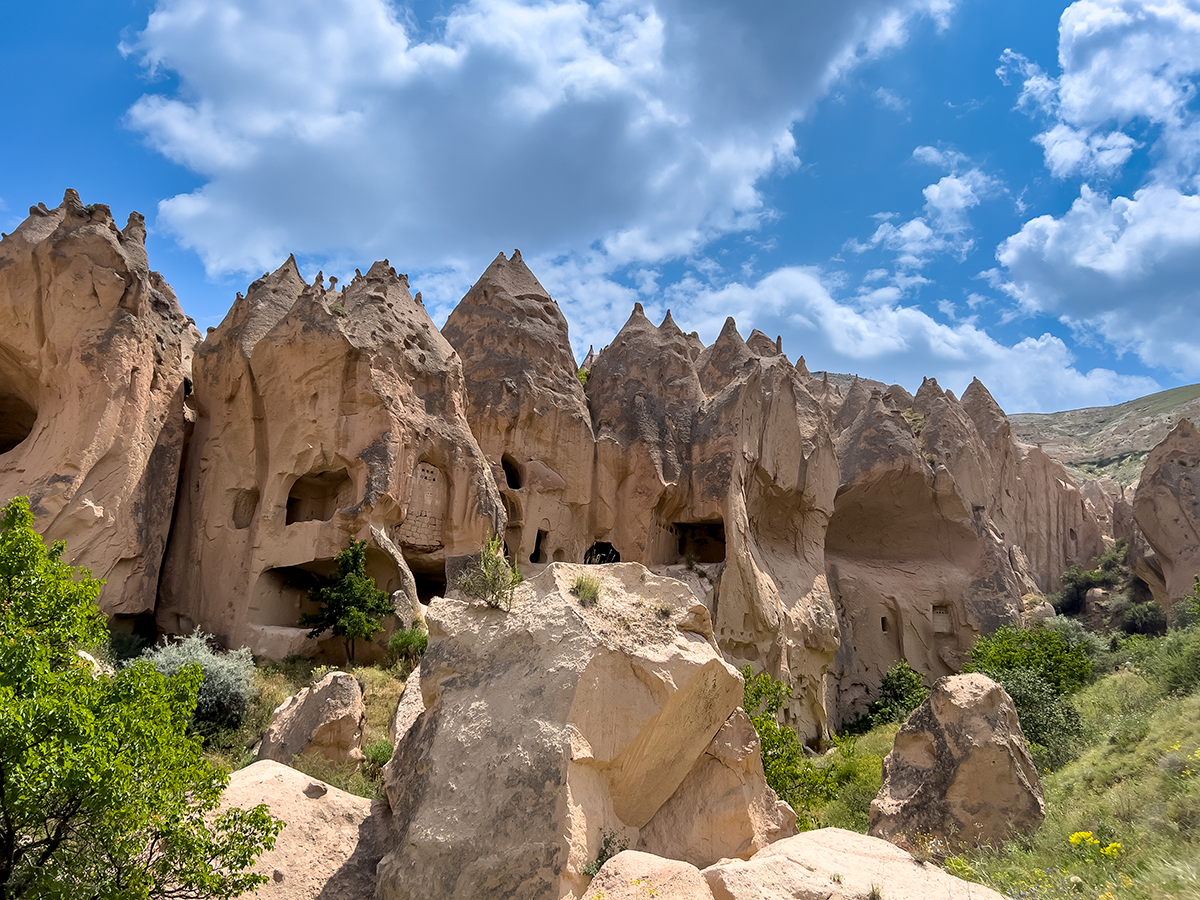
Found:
[220,760,387,900]
[0,191,198,618]
[442,251,594,567]
[258,671,366,766]
[157,257,503,660]
[699,828,1003,900]
[1133,419,1200,606]
[377,563,793,900]
[869,674,1044,848]
[584,851,715,900]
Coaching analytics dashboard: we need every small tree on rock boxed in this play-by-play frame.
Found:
[301,538,392,664]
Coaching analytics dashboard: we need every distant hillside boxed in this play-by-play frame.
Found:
[1010,383,1200,486]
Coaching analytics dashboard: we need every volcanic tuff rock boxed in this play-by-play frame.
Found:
[157,257,503,660]
[0,191,198,617]
[377,563,793,900]
[442,251,594,567]
[583,851,715,900]
[1133,419,1200,606]
[869,673,1045,848]
[220,760,388,900]
[257,670,366,766]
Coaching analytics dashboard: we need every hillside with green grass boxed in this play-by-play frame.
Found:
[1010,383,1200,486]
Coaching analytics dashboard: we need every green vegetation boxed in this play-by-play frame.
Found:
[457,533,523,610]
[1050,541,1126,616]
[850,659,929,731]
[141,629,256,737]
[0,497,282,899]
[582,830,628,878]
[300,538,392,663]
[577,368,589,387]
[387,622,428,675]
[964,624,1092,694]
[570,572,602,607]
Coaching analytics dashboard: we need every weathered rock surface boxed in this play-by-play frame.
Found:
[388,664,424,745]
[0,191,198,617]
[377,563,792,900]
[157,257,503,660]
[822,377,1102,727]
[442,251,594,567]
[869,673,1044,848]
[258,671,366,765]
[1133,419,1200,607]
[700,828,1003,900]
[221,760,387,900]
[584,851,714,900]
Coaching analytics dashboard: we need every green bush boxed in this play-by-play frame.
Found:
[387,623,428,672]
[141,629,256,736]
[457,534,523,610]
[965,625,1091,695]
[985,667,1083,771]
[570,573,602,608]
[1111,595,1168,636]
[1137,626,1200,697]
[582,830,628,878]
[852,659,929,731]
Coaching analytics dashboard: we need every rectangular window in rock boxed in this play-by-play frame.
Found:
[933,605,952,634]
[397,462,447,551]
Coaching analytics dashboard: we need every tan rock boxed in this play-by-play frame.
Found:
[220,760,387,899]
[258,671,366,766]
[869,674,1044,848]
[1133,419,1200,606]
[388,664,424,746]
[377,563,785,900]
[585,851,714,900]
[0,191,198,617]
[157,257,503,660]
[701,828,1003,900]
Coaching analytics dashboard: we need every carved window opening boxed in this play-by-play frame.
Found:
[932,605,951,634]
[286,469,352,524]
[881,616,889,633]
[501,454,523,490]
[0,392,36,455]
[397,462,447,551]
[232,489,259,530]
[673,521,726,564]
[529,529,548,564]
[584,541,621,565]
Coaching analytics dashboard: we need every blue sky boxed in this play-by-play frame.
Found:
[4,0,1199,413]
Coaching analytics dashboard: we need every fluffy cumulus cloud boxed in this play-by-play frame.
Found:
[996,0,1200,377]
[669,266,1159,412]
[124,0,955,279]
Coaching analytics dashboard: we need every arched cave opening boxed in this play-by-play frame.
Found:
[248,559,336,627]
[584,541,621,565]
[405,555,447,605]
[501,454,523,490]
[529,529,548,564]
[673,521,726,564]
[0,392,36,455]
[286,469,352,524]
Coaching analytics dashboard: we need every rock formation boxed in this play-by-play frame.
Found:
[820,376,1103,727]
[377,563,793,900]
[1133,419,1200,606]
[442,251,594,567]
[156,257,504,660]
[0,191,198,619]
[869,673,1044,848]
[258,671,366,766]
[220,760,388,900]
[583,851,714,900]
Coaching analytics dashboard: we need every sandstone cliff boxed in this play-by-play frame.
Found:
[156,258,503,660]
[0,191,198,618]
[1133,419,1200,607]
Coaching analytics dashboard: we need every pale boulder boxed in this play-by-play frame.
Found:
[584,851,714,900]
[220,760,387,900]
[258,671,366,766]
[869,674,1044,848]
[702,828,1003,900]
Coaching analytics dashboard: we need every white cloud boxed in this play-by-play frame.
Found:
[123,0,957,282]
[995,0,1200,377]
[873,87,908,112]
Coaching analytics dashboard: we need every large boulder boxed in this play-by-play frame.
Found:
[584,850,715,900]
[377,562,793,900]
[869,674,1044,848]
[157,257,504,660]
[1133,419,1200,606]
[258,671,366,766]
[0,191,198,618]
[700,828,1003,900]
[220,760,387,900]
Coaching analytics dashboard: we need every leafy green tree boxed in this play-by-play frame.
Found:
[964,624,1092,695]
[301,538,392,663]
[0,496,282,900]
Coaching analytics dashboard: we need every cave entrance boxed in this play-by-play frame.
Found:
[248,559,336,627]
[405,556,447,605]
[501,454,523,490]
[584,542,621,565]
[673,521,726,564]
[0,393,36,455]
[529,529,548,564]
[286,469,352,524]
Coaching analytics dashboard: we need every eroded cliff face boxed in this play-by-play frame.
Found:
[0,191,198,618]
[1133,419,1200,607]
[157,258,502,661]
